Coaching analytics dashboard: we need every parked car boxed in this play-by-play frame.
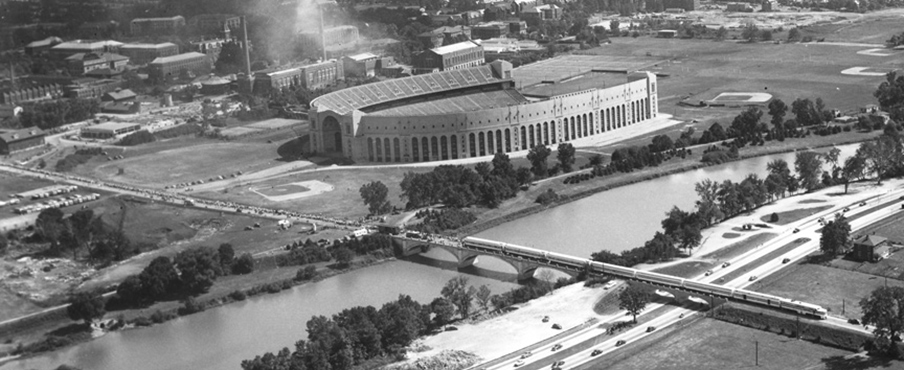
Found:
[848,318,860,325]
[615,340,627,347]
[591,349,603,356]
[551,360,565,368]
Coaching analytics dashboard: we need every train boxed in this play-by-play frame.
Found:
[461,236,828,319]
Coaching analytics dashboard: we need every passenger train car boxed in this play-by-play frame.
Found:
[461,236,827,319]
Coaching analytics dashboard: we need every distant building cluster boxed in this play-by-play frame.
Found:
[413,41,485,75]
[130,16,186,36]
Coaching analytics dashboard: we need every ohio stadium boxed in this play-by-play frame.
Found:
[309,56,660,163]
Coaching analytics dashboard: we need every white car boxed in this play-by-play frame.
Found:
[514,360,525,367]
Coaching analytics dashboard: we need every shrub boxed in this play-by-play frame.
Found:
[228,290,247,301]
[179,297,204,315]
[117,130,156,146]
[770,213,779,222]
[535,189,560,205]
[295,265,318,281]
[149,310,170,324]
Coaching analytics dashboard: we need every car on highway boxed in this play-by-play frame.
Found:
[521,351,532,359]
[646,326,656,332]
[551,360,565,368]
[722,262,731,268]
[860,201,867,206]
[615,340,627,347]
[782,258,791,264]
[591,349,603,356]
[705,270,714,276]
[514,360,525,367]
[679,313,685,318]
[848,318,860,325]
[793,228,800,233]
[551,344,563,351]
[749,275,758,281]
[843,207,850,212]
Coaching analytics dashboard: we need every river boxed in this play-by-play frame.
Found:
[0,144,859,370]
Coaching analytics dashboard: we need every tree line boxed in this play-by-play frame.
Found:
[35,207,136,265]
[18,99,99,131]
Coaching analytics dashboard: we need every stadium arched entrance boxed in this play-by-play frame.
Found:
[321,116,342,153]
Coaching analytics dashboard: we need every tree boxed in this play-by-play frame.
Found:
[715,26,727,41]
[618,285,650,323]
[175,247,222,295]
[475,285,492,312]
[788,27,801,41]
[233,253,255,274]
[359,181,392,215]
[67,292,106,325]
[860,286,904,352]
[139,256,181,300]
[296,265,318,281]
[332,247,354,267]
[441,275,473,319]
[820,216,851,257]
[218,243,235,274]
[116,274,143,305]
[527,144,551,178]
[215,41,246,74]
[742,24,759,42]
[589,154,604,166]
[610,20,620,33]
[767,98,788,134]
[556,143,576,173]
[875,71,904,122]
[430,297,455,326]
[767,159,797,195]
[35,207,65,250]
[760,29,773,41]
[842,154,867,193]
[794,151,823,192]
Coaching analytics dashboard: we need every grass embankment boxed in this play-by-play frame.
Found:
[760,205,833,225]
[593,318,860,370]
[713,304,870,351]
[649,233,778,279]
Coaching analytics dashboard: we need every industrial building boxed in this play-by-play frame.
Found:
[24,37,62,56]
[0,128,45,154]
[148,52,211,82]
[1,82,64,105]
[343,53,394,77]
[412,41,485,74]
[309,59,659,163]
[418,26,472,49]
[119,43,180,65]
[130,16,186,35]
[521,4,562,21]
[299,25,359,57]
[80,122,141,139]
[66,52,129,77]
[190,14,241,34]
[49,40,123,59]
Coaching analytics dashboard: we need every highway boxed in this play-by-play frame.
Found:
[480,184,904,370]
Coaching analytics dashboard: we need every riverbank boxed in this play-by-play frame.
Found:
[456,131,880,239]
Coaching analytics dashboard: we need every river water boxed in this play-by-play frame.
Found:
[0,144,858,370]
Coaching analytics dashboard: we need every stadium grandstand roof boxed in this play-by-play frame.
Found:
[431,41,481,55]
[520,73,628,98]
[368,90,529,117]
[149,52,207,64]
[312,64,507,115]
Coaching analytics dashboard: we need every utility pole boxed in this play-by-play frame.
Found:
[755,340,759,366]
[842,299,845,314]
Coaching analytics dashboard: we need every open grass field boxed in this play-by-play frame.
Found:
[828,248,904,280]
[717,237,810,285]
[704,232,778,261]
[760,205,834,225]
[756,262,904,320]
[0,172,56,196]
[856,212,904,244]
[594,318,857,370]
[652,261,715,278]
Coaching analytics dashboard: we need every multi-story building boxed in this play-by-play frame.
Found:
[342,53,395,77]
[412,41,484,74]
[521,5,561,21]
[0,128,46,155]
[119,43,180,65]
[148,52,211,82]
[1,83,64,105]
[22,75,124,99]
[252,60,344,94]
[66,52,129,76]
[299,25,359,58]
[189,14,241,35]
[662,0,699,11]
[49,40,123,59]
[511,0,539,14]
[24,37,62,56]
[418,26,472,49]
[130,16,185,36]
[726,2,754,12]
[472,22,509,40]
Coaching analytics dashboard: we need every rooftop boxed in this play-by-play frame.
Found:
[346,52,378,62]
[103,89,137,100]
[121,42,178,49]
[82,122,140,132]
[149,52,207,65]
[51,40,124,51]
[131,16,185,22]
[66,52,129,62]
[855,234,888,247]
[0,128,45,143]
[368,89,528,117]
[25,36,62,48]
[520,73,628,98]
[431,41,481,55]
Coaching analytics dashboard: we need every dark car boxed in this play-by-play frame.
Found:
[552,323,562,330]
[615,340,626,347]
[782,258,791,264]
[848,318,861,325]
[591,349,603,356]
[793,228,800,233]
[551,344,563,351]
[646,326,656,333]
[722,262,731,268]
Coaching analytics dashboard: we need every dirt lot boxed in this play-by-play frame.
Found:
[595,318,869,370]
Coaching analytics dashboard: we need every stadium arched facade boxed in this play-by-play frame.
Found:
[310,60,658,163]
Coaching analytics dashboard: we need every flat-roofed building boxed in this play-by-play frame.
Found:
[1,83,64,105]
[0,128,45,154]
[119,42,180,65]
[472,22,509,40]
[299,25,359,57]
[49,40,123,59]
[80,122,141,139]
[252,59,344,94]
[418,26,472,49]
[412,41,484,74]
[24,36,62,56]
[66,52,129,76]
[148,52,211,82]
[343,53,395,77]
[521,4,561,21]
[130,16,185,36]
[190,14,241,34]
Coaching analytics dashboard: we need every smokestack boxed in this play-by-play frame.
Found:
[319,1,327,61]
[241,16,253,92]
[9,61,15,90]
